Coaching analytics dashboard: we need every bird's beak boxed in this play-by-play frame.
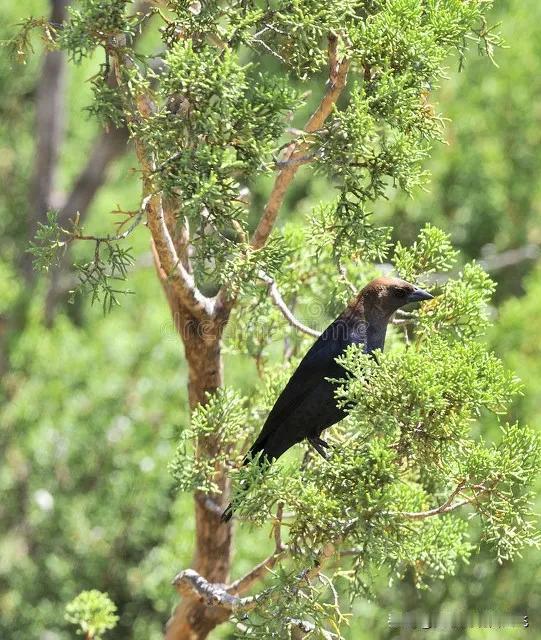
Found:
[407,287,434,303]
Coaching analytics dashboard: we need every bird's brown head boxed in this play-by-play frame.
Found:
[358,276,434,320]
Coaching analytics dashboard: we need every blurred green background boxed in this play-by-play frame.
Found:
[0,1,540,639]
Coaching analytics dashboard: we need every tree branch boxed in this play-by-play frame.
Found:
[109,41,213,320]
[61,196,147,244]
[163,194,191,272]
[227,502,286,597]
[145,193,214,318]
[172,569,262,612]
[250,34,350,251]
[171,532,338,629]
[259,271,321,338]
[212,35,349,321]
[386,481,493,520]
[275,152,318,169]
[43,2,157,319]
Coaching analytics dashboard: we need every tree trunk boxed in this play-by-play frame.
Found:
[22,0,70,282]
[158,281,233,640]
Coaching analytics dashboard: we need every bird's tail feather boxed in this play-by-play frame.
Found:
[220,444,271,523]
[221,502,234,522]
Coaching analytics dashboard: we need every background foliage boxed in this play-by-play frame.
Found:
[1,0,540,639]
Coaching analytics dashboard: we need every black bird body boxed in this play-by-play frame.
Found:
[221,277,433,521]
[248,310,367,461]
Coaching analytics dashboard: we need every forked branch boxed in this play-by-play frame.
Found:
[109,45,213,320]
[144,193,213,318]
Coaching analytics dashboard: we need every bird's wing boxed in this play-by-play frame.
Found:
[249,318,360,454]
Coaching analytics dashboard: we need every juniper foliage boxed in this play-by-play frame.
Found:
[15,0,539,638]
[65,590,119,640]
[177,228,540,634]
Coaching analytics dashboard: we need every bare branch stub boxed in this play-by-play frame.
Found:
[173,569,262,612]
[172,533,338,627]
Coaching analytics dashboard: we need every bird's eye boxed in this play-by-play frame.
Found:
[395,288,407,297]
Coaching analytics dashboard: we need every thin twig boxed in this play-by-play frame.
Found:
[252,37,287,63]
[227,502,287,596]
[259,271,321,338]
[65,195,149,244]
[338,263,357,295]
[385,481,492,520]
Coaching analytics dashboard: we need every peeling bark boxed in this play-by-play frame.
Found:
[152,247,233,640]
[165,313,233,640]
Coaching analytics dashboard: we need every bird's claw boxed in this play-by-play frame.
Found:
[308,437,330,460]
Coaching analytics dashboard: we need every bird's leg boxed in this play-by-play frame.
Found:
[308,437,330,460]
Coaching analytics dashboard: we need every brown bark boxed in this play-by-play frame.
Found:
[107,31,351,640]
[152,249,233,640]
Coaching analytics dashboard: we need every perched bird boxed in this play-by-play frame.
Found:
[221,277,433,522]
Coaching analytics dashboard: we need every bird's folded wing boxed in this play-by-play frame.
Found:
[250,321,354,451]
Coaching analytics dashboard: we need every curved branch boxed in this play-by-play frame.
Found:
[213,36,350,321]
[259,271,321,338]
[251,35,350,251]
[145,193,214,318]
[227,503,286,597]
[386,481,491,520]
[109,43,213,320]
[227,547,287,598]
